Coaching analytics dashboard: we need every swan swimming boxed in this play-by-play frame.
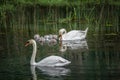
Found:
[59,27,88,40]
[25,39,71,67]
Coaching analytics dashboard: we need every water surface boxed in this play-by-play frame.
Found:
[0,24,120,80]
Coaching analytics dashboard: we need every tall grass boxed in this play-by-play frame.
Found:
[0,0,120,36]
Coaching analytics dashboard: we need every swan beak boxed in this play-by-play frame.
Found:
[25,41,30,47]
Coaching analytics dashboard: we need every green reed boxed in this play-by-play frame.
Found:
[0,0,120,36]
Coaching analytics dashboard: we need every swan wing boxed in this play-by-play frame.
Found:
[61,27,88,40]
[62,28,88,40]
[62,30,83,40]
[37,55,71,67]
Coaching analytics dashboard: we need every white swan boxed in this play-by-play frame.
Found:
[25,39,71,67]
[59,27,88,40]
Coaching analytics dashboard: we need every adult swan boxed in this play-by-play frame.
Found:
[25,39,71,67]
[59,27,88,40]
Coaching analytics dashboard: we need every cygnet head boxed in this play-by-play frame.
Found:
[34,34,40,40]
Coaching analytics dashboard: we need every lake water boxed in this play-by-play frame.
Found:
[0,24,120,80]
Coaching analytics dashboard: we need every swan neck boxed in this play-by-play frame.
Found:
[30,41,37,65]
[64,30,67,34]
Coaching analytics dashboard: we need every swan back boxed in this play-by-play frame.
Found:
[37,55,71,67]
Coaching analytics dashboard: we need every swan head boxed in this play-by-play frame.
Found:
[59,28,67,35]
[59,28,67,40]
[25,39,36,46]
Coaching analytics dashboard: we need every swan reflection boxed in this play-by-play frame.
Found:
[59,39,88,52]
[30,65,70,80]
[31,66,37,80]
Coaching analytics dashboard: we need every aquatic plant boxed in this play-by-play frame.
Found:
[0,0,120,35]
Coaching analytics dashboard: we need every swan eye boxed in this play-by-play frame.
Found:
[63,31,65,34]
[26,41,30,44]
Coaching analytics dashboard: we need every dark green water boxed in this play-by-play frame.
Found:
[0,23,120,80]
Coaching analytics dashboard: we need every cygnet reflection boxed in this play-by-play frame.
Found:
[59,39,88,52]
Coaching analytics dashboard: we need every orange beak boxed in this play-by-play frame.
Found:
[25,41,29,47]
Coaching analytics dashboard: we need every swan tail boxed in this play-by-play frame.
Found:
[84,27,88,38]
[78,27,88,39]
[85,27,89,33]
